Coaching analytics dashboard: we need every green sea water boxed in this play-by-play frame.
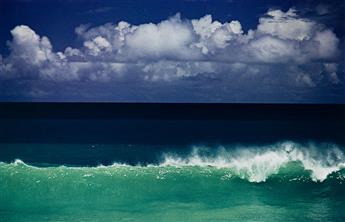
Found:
[1,142,345,221]
[1,160,345,222]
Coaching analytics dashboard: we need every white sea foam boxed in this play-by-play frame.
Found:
[2,141,345,183]
[13,159,26,165]
[160,141,345,182]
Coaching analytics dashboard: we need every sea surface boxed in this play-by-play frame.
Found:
[0,103,344,222]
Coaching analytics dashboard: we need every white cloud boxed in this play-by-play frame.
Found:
[142,60,216,81]
[124,14,198,60]
[257,9,316,41]
[247,36,300,63]
[296,73,316,87]
[84,36,112,56]
[71,9,339,63]
[312,30,339,59]
[64,47,82,58]
[324,63,340,84]
[9,25,54,66]
[0,9,342,87]
[191,15,246,55]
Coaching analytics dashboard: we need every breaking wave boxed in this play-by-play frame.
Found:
[1,141,345,183]
[160,141,345,182]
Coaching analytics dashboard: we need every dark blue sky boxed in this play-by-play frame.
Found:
[0,0,344,103]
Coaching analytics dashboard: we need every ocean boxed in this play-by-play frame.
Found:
[0,103,345,222]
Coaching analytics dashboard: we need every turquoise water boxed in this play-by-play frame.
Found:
[1,142,345,222]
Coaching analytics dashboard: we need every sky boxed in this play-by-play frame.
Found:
[0,0,344,103]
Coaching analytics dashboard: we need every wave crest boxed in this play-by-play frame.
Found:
[160,141,345,182]
[1,142,345,183]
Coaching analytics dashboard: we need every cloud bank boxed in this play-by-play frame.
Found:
[0,8,343,101]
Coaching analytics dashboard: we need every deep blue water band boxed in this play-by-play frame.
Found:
[0,103,344,145]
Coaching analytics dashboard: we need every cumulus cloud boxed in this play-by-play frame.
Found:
[0,8,342,88]
[9,25,54,65]
[70,9,339,64]
[2,25,62,79]
[84,36,112,56]
[257,9,316,41]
